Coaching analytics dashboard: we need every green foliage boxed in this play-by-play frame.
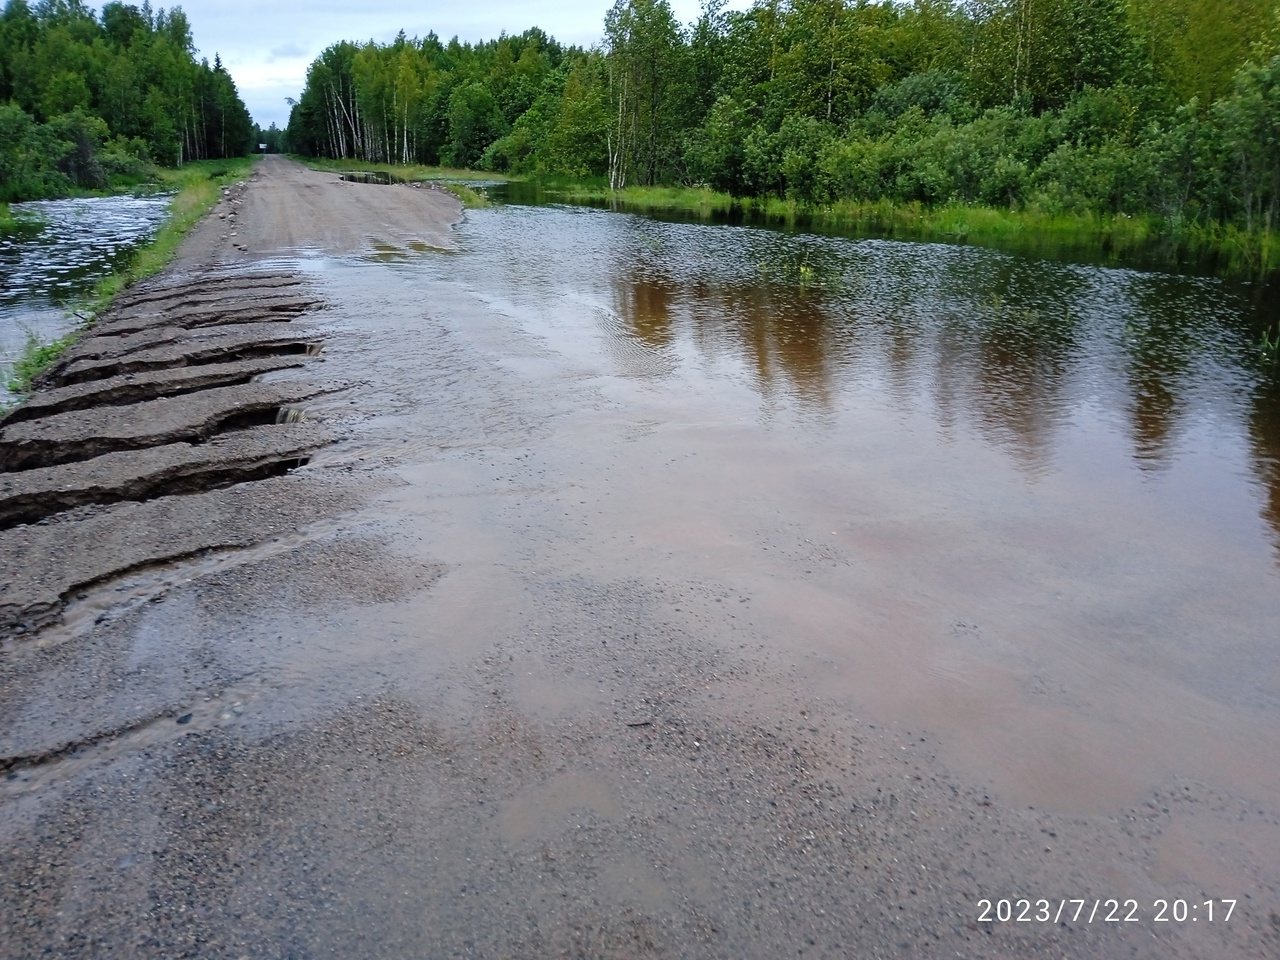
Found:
[1210,56,1280,234]
[1128,0,1273,104]
[603,0,693,186]
[287,29,564,169]
[0,101,68,200]
[539,57,609,178]
[0,1,252,202]
[443,82,507,168]
[683,94,751,191]
[253,122,286,154]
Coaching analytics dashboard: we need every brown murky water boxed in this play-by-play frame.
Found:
[299,200,1280,820]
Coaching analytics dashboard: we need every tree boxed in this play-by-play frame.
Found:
[442,81,505,168]
[541,54,609,177]
[604,0,689,187]
[1212,56,1280,233]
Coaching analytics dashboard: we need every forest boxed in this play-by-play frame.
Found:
[0,0,252,203]
[285,0,1280,257]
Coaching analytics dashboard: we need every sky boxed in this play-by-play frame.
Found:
[91,1,744,130]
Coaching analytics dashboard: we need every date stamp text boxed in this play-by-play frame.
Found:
[977,898,1237,924]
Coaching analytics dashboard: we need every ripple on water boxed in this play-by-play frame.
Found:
[1,194,172,372]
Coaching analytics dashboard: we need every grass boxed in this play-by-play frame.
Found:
[6,331,79,394]
[1263,324,1280,366]
[552,183,1280,278]
[4,156,255,396]
[436,181,491,208]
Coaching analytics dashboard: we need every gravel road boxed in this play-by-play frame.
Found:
[1,157,1276,959]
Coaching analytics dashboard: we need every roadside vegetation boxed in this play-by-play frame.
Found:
[1,2,260,398]
[88,158,255,308]
[6,331,76,395]
[5,157,254,395]
[284,0,1280,275]
[559,184,1277,274]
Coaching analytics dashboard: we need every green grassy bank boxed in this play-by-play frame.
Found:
[556,183,1280,278]
[5,157,255,396]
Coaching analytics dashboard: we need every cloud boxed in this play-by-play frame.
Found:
[268,42,308,62]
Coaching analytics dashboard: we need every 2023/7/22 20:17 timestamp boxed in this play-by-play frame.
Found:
[977,899,1238,924]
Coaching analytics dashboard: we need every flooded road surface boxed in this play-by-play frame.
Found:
[1,194,171,372]
[3,159,1278,959]
[411,201,1280,809]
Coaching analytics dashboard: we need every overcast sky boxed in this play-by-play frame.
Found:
[91,1,744,130]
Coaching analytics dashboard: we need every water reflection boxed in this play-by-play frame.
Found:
[615,259,838,410]
[462,204,1280,561]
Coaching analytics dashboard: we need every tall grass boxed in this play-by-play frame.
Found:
[7,332,78,394]
[436,181,491,208]
[4,157,254,396]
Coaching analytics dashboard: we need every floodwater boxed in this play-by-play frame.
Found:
[341,197,1280,816]
[0,194,171,374]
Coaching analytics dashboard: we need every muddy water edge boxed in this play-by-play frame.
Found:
[2,158,1279,959]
